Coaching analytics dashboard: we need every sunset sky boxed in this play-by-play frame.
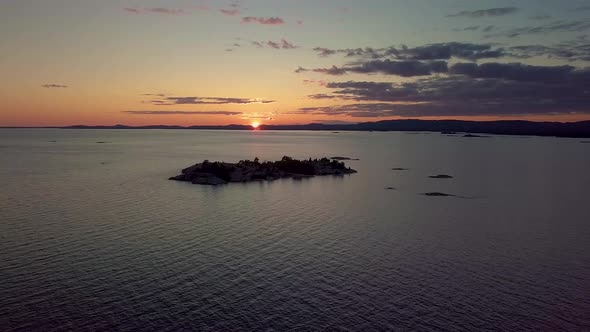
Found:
[1,0,590,126]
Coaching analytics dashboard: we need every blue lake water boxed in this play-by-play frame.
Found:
[1,129,589,331]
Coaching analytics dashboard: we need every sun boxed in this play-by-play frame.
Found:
[251,121,260,129]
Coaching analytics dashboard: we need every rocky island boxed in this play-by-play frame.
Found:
[170,156,358,185]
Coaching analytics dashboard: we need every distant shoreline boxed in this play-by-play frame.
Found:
[2,119,590,138]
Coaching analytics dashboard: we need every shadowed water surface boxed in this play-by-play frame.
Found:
[1,129,589,331]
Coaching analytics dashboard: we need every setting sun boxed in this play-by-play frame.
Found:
[251,121,260,129]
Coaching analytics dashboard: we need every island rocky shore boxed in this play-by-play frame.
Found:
[170,156,358,185]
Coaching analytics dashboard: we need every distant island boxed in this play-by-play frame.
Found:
[4,119,590,138]
[170,156,358,185]
[53,119,590,138]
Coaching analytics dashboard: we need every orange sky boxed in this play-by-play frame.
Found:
[1,1,589,127]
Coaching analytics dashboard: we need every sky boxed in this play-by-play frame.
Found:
[1,0,590,126]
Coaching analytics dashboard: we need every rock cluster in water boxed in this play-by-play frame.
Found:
[170,156,357,185]
[429,174,454,179]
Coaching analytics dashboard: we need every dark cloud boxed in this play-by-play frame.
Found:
[313,47,338,57]
[42,84,68,88]
[313,66,348,75]
[447,7,519,18]
[449,62,577,83]
[295,66,590,117]
[508,42,590,61]
[252,39,298,49]
[295,66,348,75]
[487,20,590,38]
[308,93,344,100]
[297,60,448,77]
[291,98,589,117]
[388,43,506,61]
[123,111,242,115]
[348,60,448,76]
[295,66,307,73]
[312,42,506,61]
[242,17,285,25]
[143,95,275,106]
[124,7,186,15]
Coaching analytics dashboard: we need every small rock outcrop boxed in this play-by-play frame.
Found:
[170,156,358,186]
[421,192,455,197]
[429,174,453,179]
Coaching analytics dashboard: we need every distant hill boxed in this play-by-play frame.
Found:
[56,120,590,138]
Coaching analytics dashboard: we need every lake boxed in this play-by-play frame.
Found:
[1,129,589,331]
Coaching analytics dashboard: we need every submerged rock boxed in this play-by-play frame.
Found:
[392,167,408,171]
[429,174,453,179]
[421,192,455,197]
[170,156,357,186]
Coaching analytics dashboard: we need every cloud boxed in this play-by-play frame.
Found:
[123,111,242,115]
[447,7,519,18]
[124,8,142,14]
[311,46,382,58]
[42,84,68,88]
[349,60,448,76]
[143,95,275,106]
[313,47,338,57]
[124,7,186,15]
[312,42,506,61]
[220,9,240,16]
[302,79,327,86]
[291,100,582,118]
[454,26,480,31]
[449,62,577,82]
[509,42,590,61]
[253,39,298,49]
[388,43,506,61]
[572,6,590,12]
[295,65,348,75]
[242,17,285,25]
[486,20,590,38]
[297,60,448,77]
[294,66,590,117]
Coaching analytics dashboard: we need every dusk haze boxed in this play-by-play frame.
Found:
[2,0,590,126]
